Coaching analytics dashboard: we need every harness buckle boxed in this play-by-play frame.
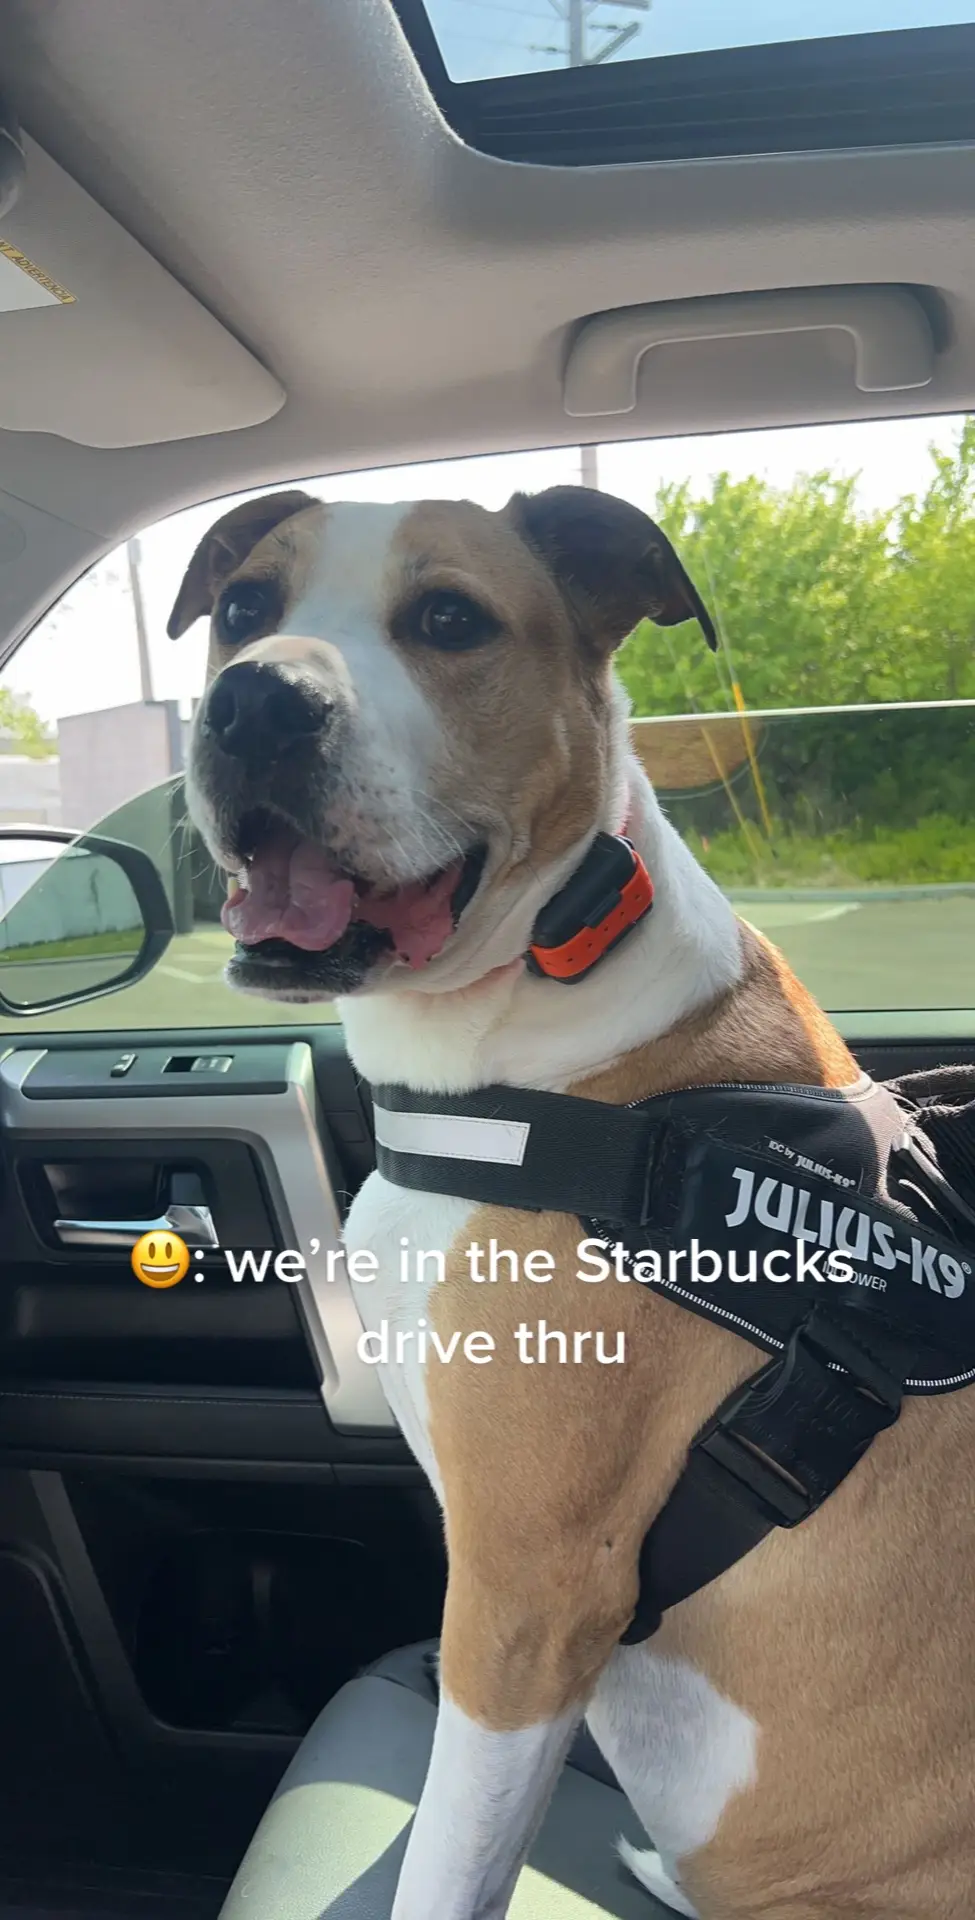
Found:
[621,1311,903,1644]
[698,1307,902,1530]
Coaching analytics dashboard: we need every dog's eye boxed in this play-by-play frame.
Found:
[215,581,278,647]
[412,591,499,651]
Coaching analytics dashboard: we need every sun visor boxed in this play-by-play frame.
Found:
[0,138,284,447]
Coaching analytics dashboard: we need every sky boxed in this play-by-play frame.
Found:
[425,0,975,81]
[5,412,967,728]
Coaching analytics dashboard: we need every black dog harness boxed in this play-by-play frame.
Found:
[370,1064,975,1641]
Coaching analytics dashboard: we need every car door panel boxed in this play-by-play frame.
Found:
[0,1026,397,1458]
[0,1021,447,1882]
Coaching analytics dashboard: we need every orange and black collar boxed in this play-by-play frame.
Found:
[527,831,653,984]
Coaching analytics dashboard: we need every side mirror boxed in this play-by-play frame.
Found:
[0,826,174,1016]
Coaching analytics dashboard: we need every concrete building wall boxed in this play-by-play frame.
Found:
[0,846,140,951]
[57,701,183,832]
[0,755,61,827]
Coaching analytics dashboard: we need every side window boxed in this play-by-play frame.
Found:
[601,417,974,1021]
[0,498,316,1034]
[0,423,971,1032]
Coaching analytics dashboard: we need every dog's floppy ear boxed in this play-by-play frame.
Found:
[166,489,319,639]
[510,485,717,653]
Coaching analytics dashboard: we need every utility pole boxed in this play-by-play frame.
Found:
[568,0,585,65]
[126,535,154,704]
[538,2,651,488]
[579,445,599,489]
[542,0,651,71]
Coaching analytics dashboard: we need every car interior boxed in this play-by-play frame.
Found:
[0,2,973,1916]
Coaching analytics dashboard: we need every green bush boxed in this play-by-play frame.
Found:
[685,815,975,891]
[620,419,975,718]
[619,419,975,855]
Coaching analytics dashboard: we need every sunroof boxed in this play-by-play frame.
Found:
[395,1,975,165]
[423,0,975,83]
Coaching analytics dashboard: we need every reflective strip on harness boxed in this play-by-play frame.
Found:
[373,1104,531,1167]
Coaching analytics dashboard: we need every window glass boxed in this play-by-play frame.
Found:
[423,0,975,84]
[1,418,971,1032]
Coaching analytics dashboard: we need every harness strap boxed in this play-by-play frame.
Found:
[372,1080,666,1223]
[621,1307,901,1640]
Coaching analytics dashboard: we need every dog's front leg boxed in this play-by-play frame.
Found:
[391,1520,626,1920]
[390,1212,666,1920]
[391,1678,580,1920]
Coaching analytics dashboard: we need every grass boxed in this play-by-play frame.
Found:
[1,896,973,1038]
[0,927,143,964]
[685,814,975,890]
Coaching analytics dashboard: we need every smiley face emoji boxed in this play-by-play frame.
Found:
[131,1229,190,1288]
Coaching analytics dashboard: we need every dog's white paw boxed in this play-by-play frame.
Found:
[618,1839,699,1917]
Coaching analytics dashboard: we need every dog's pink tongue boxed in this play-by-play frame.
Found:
[356,862,462,968]
[221,832,463,967]
[222,832,355,952]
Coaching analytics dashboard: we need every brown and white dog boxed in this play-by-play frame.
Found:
[172,486,975,1920]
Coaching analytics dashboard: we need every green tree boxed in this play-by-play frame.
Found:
[881,415,975,701]
[618,422,975,717]
[0,687,56,758]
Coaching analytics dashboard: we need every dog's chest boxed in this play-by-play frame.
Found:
[345,1169,760,1900]
[344,1168,475,1491]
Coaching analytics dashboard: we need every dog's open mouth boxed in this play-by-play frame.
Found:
[222,813,486,971]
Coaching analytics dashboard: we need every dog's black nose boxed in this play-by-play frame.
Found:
[205,662,331,761]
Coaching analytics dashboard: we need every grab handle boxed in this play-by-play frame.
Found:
[563,287,935,417]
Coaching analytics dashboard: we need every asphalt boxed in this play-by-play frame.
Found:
[2,894,972,1038]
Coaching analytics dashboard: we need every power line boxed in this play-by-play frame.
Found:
[452,2,652,65]
[452,1,652,67]
[461,1,555,18]
[448,2,555,60]
[449,29,544,51]
[541,0,651,67]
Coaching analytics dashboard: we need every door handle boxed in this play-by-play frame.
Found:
[53,1204,219,1250]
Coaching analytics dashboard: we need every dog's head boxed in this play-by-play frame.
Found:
[171,486,714,1001]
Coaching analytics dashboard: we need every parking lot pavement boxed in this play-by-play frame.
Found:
[1,893,972,1038]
